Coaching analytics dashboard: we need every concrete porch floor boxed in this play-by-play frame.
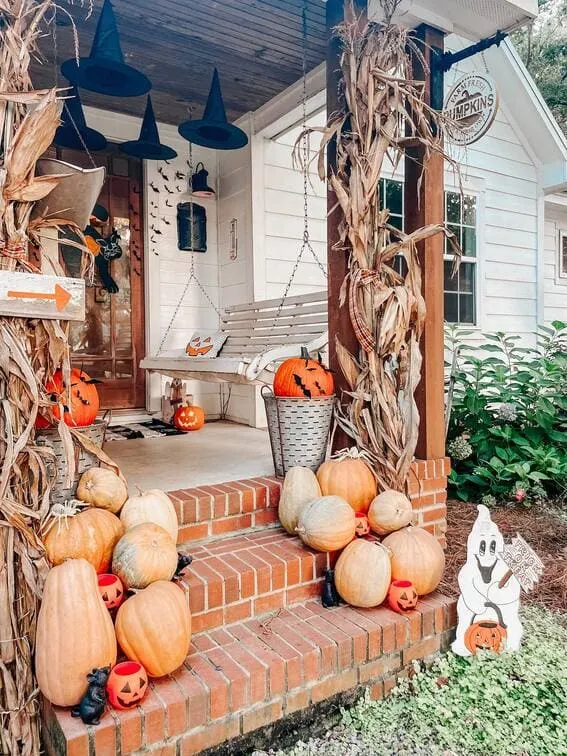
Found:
[103,420,275,493]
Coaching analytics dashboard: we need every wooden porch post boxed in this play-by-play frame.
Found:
[326,0,366,449]
[404,24,446,461]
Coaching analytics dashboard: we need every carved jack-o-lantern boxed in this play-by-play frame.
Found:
[36,367,100,428]
[106,661,148,710]
[354,512,370,537]
[388,579,418,614]
[97,573,125,611]
[464,621,507,654]
[186,335,214,357]
[173,404,205,432]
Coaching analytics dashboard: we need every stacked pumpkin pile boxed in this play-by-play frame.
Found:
[279,450,445,611]
[36,468,191,712]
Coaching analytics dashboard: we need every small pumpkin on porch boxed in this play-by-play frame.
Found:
[106,661,148,709]
[43,505,124,573]
[97,573,125,611]
[278,466,321,534]
[382,526,445,596]
[36,367,100,428]
[77,467,128,514]
[273,347,334,398]
[388,579,418,614]
[368,490,413,535]
[112,523,178,589]
[173,403,205,431]
[317,449,377,514]
[120,489,178,543]
[334,539,391,608]
[295,495,355,552]
[115,580,191,677]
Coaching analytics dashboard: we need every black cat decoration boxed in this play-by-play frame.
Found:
[71,667,110,725]
[322,568,340,608]
[174,552,193,578]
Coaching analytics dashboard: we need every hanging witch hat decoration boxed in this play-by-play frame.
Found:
[54,84,108,151]
[178,69,248,151]
[120,96,177,160]
[61,0,151,97]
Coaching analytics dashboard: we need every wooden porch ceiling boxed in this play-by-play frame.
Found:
[33,0,327,126]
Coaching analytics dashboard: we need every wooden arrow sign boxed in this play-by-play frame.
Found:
[0,271,85,321]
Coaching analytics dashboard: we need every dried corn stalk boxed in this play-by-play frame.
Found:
[299,3,460,492]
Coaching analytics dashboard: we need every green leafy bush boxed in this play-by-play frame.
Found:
[446,322,567,504]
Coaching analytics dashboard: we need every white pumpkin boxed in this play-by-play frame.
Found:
[368,490,413,535]
[278,467,321,534]
[296,496,356,552]
[120,489,178,543]
[334,539,392,608]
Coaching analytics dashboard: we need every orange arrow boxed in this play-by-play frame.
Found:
[7,283,71,312]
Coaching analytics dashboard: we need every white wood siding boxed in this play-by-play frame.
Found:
[543,199,567,324]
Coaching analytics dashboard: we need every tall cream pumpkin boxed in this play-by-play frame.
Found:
[278,467,321,534]
[36,559,117,706]
[112,523,178,589]
[368,490,413,535]
[115,581,191,677]
[334,539,392,607]
[382,526,445,596]
[120,489,178,543]
[296,496,355,552]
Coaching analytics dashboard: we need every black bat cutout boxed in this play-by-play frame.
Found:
[149,182,160,193]
[165,199,173,207]
[292,373,312,398]
[164,185,174,194]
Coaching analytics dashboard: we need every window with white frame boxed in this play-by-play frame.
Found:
[444,192,477,325]
[558,229,567,280]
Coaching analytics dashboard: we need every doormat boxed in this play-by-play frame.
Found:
[105,419,184,441]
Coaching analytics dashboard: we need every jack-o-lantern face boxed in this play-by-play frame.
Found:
[173,404,205,432]
[36,367,100,428]
[354,512,370,537]
[97,573,124,611]
[186,335,214,357]
[464,621,507,654]
[273,348,334,398]
[107,662,148,710]
[388,580,418,614]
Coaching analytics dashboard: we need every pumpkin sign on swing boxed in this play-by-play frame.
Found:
[273,347,334,398]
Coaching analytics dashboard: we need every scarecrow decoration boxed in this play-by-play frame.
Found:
[452,505,543,656]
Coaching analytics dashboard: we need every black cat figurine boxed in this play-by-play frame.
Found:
[71,667,110,725]
[322,568,340,608]
[174,552,193,578]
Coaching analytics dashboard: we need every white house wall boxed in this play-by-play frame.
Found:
[543,197,567,324]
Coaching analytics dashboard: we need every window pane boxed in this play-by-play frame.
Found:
[460,262,475,293]
[462,226,476,256]
[379,179,386,211]
[562,233,567,276]
[459,292,476,324]
[446,192,461,224]
[445,292,459,323]
[463,195,476,225]
[389,215,403,231]
[446,224,461,253]
[444,260,458,291]
[385,180,403,216]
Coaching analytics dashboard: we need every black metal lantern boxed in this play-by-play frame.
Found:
[177,202,207,253]
[191,163,215,197]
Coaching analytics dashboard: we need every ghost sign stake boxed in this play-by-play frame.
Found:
[452,505,542,657]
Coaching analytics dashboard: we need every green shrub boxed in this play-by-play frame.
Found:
[445,322,567,504]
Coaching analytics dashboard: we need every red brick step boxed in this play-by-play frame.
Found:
[42,593,457,756]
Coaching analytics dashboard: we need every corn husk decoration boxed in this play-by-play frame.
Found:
[0,2,103,754]
[297,2,460,493]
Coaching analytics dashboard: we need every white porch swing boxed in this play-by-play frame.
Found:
[140,2,328,386]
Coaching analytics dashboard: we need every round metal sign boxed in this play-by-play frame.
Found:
[444,73,499,146]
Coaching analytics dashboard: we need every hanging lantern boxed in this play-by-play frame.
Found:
[191,163,215,197]
[177,202,207,253]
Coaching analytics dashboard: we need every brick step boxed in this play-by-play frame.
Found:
[178,528,334,634]
[42,593,457,756]
[169,477,282,544]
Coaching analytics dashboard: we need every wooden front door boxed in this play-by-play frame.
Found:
[57,145,146,410]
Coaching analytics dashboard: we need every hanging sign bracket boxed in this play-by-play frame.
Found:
[432,30,508,74]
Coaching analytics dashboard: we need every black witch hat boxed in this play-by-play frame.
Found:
[119,96,177,160]
[178,69,248,151]
[54,85,108,151]
[61,0,151,97]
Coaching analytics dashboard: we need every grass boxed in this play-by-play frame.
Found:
[282,605,567,756]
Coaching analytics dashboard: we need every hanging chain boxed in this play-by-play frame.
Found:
[157,140,221,355]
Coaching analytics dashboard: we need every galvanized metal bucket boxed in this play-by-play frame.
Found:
[262,387,334,477]
[35,420,108,505]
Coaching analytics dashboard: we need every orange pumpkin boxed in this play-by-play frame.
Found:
[107,661,148,709]
[173,404,205,431]
[317,450,377,514]
[273,348,334,398]
[36,367,100,428]
[388,580,418,614]
[464,621,507,654]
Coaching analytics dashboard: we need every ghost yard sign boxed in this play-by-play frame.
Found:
[0,271,85,321]
[444,73,499,146]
